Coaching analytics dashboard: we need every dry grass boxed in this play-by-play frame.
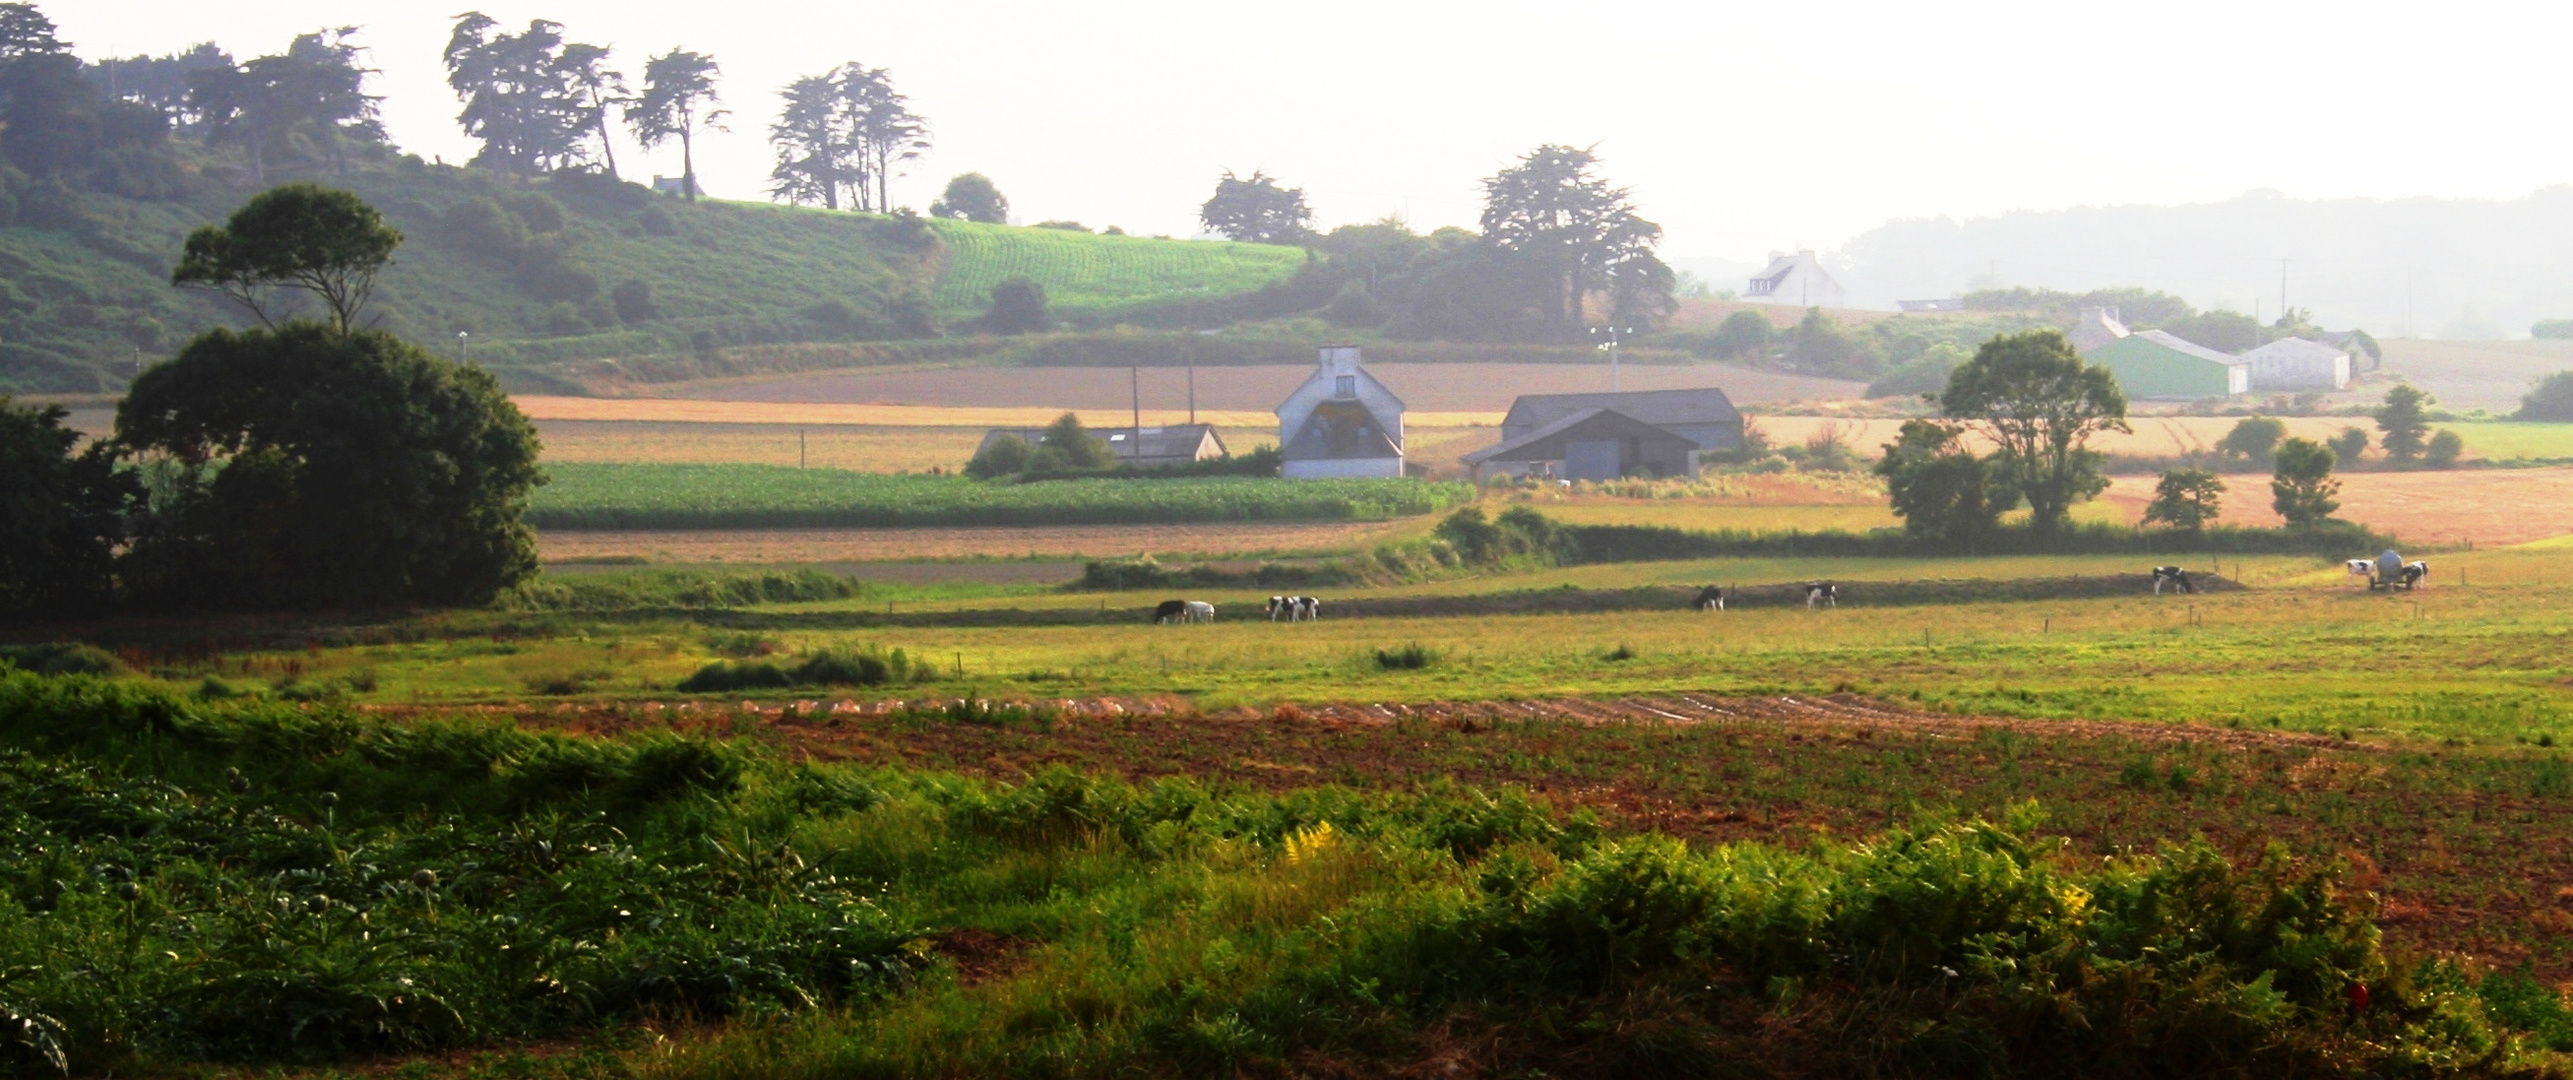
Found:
[535,518,1428,564]
[2102,465,2573,547]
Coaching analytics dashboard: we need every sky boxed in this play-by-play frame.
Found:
[59,0,2573,267]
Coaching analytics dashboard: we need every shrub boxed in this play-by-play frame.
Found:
[2143,468,2225,531]
[610,278,659,322]
[2425,429,2464,467]
[2516,370,2573,422]
[987,277,1050,334]
[2216,416,2286,461]
[2329,425,2371,465]
[676,647,914,692]
[2272,437,2341,526]
[1374,644,1434,670]
[0,643,121,676]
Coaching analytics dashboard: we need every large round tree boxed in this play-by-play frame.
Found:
[1938,329,2128,533]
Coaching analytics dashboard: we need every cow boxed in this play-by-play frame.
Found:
[2346,558,2375,585]
[1266,596,1290,621]
[1185,600,1216,623]
[2401,561,2429,589]
[1693,585,1725,612]
[1804,582,1838,609]
[2152,566,2194,595]
[1294,596,1321,621]
[1153,599,1189,624]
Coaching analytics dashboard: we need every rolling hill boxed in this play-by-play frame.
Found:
[0,161,1305,394]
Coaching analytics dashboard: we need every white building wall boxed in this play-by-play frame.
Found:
[1283,457,1403,479]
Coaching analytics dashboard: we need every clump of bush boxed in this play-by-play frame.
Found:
[678,646,926,693]
[0,642,122,676]
[1374,643,1435,670]
[502,568,860,611]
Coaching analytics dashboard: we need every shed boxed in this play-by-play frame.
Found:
[976,423,1227,469]
[2084,330,2249,399]
[2242,337,2351,392]
[1276,345,1405,479]
[1463,408,1701,481]
[1499,388,1744,455]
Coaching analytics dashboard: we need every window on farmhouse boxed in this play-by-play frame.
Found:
[1334,375,1356,397]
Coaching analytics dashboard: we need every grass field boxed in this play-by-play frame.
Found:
[536,519,1425,565]
[924,219,1305,322]
[528,464,1475,529]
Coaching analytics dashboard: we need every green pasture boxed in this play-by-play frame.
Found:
[528,464,1474,529]
[925,219,1305,322]
[2450,420,2573,461]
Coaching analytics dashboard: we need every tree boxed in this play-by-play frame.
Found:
[986,276,1049,334]
[443,14,601,176]
[0,2,65,59]
[2374,383,2432,462]
[1200,169,1312,244]
[1782,307,1882,378]
[2215,416,2286,462]
[1707,309,1774,360]
[628,48,724,200]
[1874,419,1998,549]
[187,29,383,184]
[1938,329,2128,533]
[2270,438,2340,527]
[767,72,853,208]
[2425,429,2463,467]
[172,183,401,333]
[1478,145,1672,340]
[930,172,1007,223]
[1029,412,1111,471]
[115,324,542,608]
[2515,370,2573,422]
[839,65,926,213]
[557,42,625,179]
[2143,468,2224,532]
[2328,426,2371,465]
[0,5,169,186]
[0,397,134,613]
[965,432,1032,479]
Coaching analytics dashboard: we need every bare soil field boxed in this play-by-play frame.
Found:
[636,360,1863,412]
[2102,464,2573,546]
[535,518,1423,564]
[2378,338,2573,414]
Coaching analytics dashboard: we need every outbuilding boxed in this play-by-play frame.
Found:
[2242,337,2352,392]
[2084,330,2250,399]
[1463,408,1702,481]
[1276,345,1405,479]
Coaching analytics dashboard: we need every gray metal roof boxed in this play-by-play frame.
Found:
[1464,407,1697,464]
[2242,337,2348,362]
[1502,388,1743,434]
[977,424,1227,462]
[2132,330,2248,367]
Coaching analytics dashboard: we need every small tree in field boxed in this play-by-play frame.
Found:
[2425,429,2464,467]
[171,183,402,333]
[2215,416,2285,462]
[2375,383,2432,462]
[986,276,1049,334]
[2270,437,2340,527]
[2143,468,2224,532]
[2328,425,2371,466]
[2517,370,2573,421]
[1028,412,1112,471]
[930,172,1007,223]
[1938,329,2129,533]
[965,432,1031,479]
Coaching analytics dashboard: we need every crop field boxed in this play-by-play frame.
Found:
[537,519,1429,565]
[2102,464,2573,546]
[924,219,1305,321]
[528,464,1475,529]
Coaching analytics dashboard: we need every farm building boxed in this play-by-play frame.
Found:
[2082,329,2249,399]
[1464,387,1745,481]
[2242,337,2352,391]
[975,424,1227,469]
[1744,250,1847,308]
[1276,345,1405,479]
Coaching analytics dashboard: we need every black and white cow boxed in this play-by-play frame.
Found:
[2346,558,2376,586]
[1693,585,1725,612]
[1294,596,1321,621]
[1266,596,1291,621]
[1804,581,1838,609]
[1184,600,1216,623]
[1153,599,1189,624]
[2401,561,2429,589]
[2152,566,2194,595]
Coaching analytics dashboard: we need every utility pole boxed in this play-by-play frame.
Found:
[1129,364,1141,463]
[1591,325,1633,391]
[2280,259,2288,323]
[1187,364,1196,425]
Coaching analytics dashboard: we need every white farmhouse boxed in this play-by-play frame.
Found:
[1743,249,1847,309]
[1276,345,1404,479]
[2242,337,2352,392]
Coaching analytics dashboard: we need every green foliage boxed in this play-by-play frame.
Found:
[1479,145,1673,337]
[171,183,402,332]
[2217,415,2287,461]
[530,463,1471,529]
[2516,370,2573,422]
[1939,329,2128,533]
[1373,643,1435,670]
[1199,169,1312,245]
[1865,340,1967,398]
[1962,286,2195,327]
[2158,309,2262,352]
[1782,306,1884,377]
[964,432,1031,479]
[1031,411,1111,470]
[1433,505,1578,568]
[924,217,1302,327]
[2271,437,2341,526]
[2426,428,2464,467]
[0,642,120,675]
[2144,468,2226,531]
[115,323,543,608]
[2376,383,2434,462]
[928,172,1007,224]
[501,568,860,611]
[1875,419,1999,548]
[0,397,131,612]
[984,275,1049,334]
[678,646,915,692]
[2329,425,2372,464]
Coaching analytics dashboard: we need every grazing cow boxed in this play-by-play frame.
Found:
[2346,558,2375,585]
[1153,599,1188,624]
[2152,566,2194,595]
[1804,581,1838,609]
[1185,600,1216,623]
[1693,585,1725,612]
[2401,561,2429,589]
[1266,595,1290,621]
[1294,596,1321,621]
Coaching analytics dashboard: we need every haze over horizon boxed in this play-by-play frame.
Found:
[61,1,2573,328]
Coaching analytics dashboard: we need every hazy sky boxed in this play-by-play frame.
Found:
[61,1,2573,262]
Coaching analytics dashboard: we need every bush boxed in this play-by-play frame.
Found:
[1374,644,1435,670]
[2517,370,2573,422]
[502,569,860,611]
[610,278,660,322]
[677,647,915,693]
[2216,416,2286,461]
[0,642,121,676]
[2425,429,2464,467]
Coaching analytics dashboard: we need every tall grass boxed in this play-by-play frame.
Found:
[530,464,1473,529]
[924,220,1304,322]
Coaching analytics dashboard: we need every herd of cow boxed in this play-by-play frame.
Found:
[1150,552,2429,626]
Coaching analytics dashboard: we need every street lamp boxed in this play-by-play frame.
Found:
[1590,325,1634,391]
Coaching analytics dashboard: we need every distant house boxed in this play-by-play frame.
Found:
[1276,345,1404,479]
[1744,250,1847,308]
[2084,329,2250,399]
[2242,337,2351,391]
[976,424,1227,469]
[1463,387,1745,481]
[651,175,694,197]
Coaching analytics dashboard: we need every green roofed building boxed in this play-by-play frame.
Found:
[2077,312,2249,399]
